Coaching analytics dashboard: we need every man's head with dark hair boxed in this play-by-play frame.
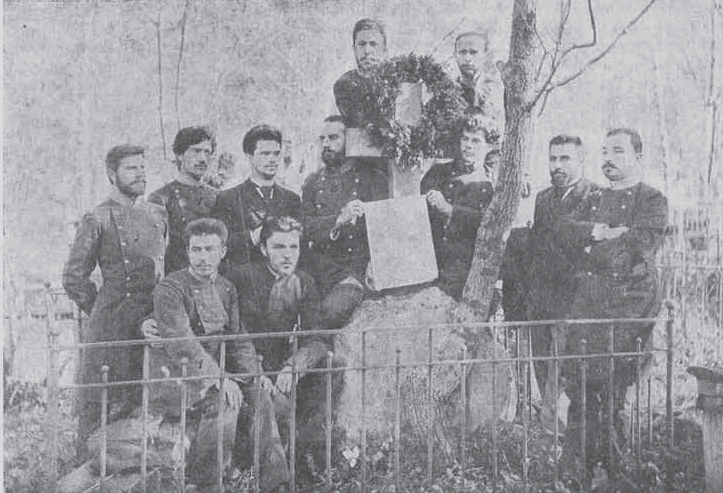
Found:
[243,125,283,181]
[352,18,387,76]
[320,116,347,168]
[548,134,584,189]
[173,126,216,157]
[106,144,145,173]
[454,31,488,81]
[242,125,283,155]
[457,107,499,166]
[173,126,215,181]
[184,218,228,280]
[105,144,147,198]
[183,217,228,248]
[259,216,303,276]
[602,128,642,183]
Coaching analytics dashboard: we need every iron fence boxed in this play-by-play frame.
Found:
[42,301,677,493]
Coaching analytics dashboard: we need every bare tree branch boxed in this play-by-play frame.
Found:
[707,0,718,188]
[174,0,190,131]
[559,0,597,59]
[152,11,167,159]
[546,0,659,91]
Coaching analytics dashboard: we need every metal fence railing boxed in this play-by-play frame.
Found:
[42,301,677,493]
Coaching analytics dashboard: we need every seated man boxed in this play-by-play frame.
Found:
[144,218,288,492]
[301,116,388,328]
[224,216,345,480]
[420,108,499,299]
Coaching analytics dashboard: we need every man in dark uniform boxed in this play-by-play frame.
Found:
[148,126,218,274]
[63,144,167,453]
[225,217,345,482]
[333,18,387,128]
[453,31,504,132]
[301,116,388,327]
[212,125,301,270]
[420,109,498,299]
[509,135,600,394]
[146,218,288,492]
[550,128,668,472]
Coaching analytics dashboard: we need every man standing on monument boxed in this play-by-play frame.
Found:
[63,144,167,453]
[212,125,301,270]
[420,108,499,300]
[453,31,504,132]
[148,126,218,274]
[301,116,388,326]
[334,19,388,128]
[548,128,668,471]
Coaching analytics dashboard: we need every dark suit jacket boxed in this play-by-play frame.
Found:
[211,179,300,269]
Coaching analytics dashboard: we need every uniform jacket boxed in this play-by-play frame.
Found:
[420,159,495,299]
[149,269,257,415]
[211,178,300,269]
[225,263,327,376]
[63,192,167,386]
[148,180,217,274]
[301,160,388,292]
[334,69,383,128]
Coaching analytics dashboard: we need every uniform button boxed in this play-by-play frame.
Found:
[126,293,131,298]
[124,259,129,264]
[352,191,357,196]
[354,178,359,183]
[627,191,633,195]
[117,226,123,230]
[591,206,597,211]
[126,277,131,281]
[181,217,186,221]
[442,236,447,241]
[316,204,322,208]
[121,241,127,246]
[587,271,592,276]
[448,184,454,189]
[321,177,325,182]
[318,190,323,194]
[347,248,352,252]
[349,235,353,239]
[621,205,626,210]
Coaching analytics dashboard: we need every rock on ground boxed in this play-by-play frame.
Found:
[334,286,514,445]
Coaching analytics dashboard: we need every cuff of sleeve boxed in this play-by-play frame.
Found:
[250,227,262,246]
[329,226,340,241]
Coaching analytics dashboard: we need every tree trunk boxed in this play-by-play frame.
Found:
[460,0,539,319]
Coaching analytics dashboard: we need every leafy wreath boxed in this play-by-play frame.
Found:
[369,53,468,170]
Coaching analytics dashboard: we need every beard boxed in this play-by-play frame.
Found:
[322,150,344,168]
[117,179,145,199]
[550,171,570,188]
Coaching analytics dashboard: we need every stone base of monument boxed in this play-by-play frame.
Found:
[334,286,515,456]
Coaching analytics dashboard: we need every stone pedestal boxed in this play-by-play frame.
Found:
[334,287,514,446]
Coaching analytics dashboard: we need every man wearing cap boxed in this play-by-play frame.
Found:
[212,125,301,270]
[420,108,498,300]
[549,128,668,472]
[63,144,168,454]
[301,116,388,328]
[149,126,218,274]
[453,31,504,131]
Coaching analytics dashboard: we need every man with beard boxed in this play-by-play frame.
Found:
[301,116,388,327]
[453,31,504,133]
[513,136,600,393]
[333,18,388,128]
[63,144,167,454]
[549,128,668,473]
[212,125,301,270]
[420,108,498,300]
[149,126,218,274]
[225,216,345,483]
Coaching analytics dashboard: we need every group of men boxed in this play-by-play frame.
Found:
[502,129,668,474]
[60,14,663,491]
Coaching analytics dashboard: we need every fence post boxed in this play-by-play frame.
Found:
[460,346,467,489]
[180,358,188,493]
[665,302,675,489]
[325,351,333,490]
[427,327,434,486]
[394,348,402,493]
[580,338,587,484]
[100,366,109,492]
[44,288,60,493]
[254,354,262,493]
[141,344,150,493]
